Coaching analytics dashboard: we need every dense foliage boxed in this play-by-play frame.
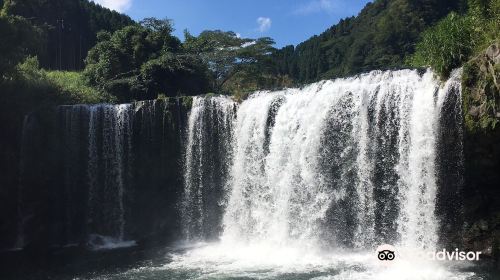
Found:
[273,0,465,82]
[410,0,500,78]
[0,14,43,78]
[83,18,212,101]
[83,23,289,101]
[3,56,111,105]
[2,0,134,70]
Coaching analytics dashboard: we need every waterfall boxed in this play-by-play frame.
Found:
[222,92,287,244]
[183,69,463,252]
[86,104,134,247]
[13,68,464,273]
[11,98,187,250]
[9,68,468,278]
[182,96,237,241]
[52,104,135,248]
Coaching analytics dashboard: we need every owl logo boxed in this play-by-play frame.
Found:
[378,249,395,261]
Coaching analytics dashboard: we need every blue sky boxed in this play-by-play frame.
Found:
[93,0,372,47]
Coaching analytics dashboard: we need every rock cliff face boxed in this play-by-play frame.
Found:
[462,43,500,264]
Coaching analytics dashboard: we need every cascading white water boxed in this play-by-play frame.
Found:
[183,97,206,241]
[396,71,452,249]
[220,70,442,249]
[222,91,287,244]
[174,69,470,279]
[182,96,237,241]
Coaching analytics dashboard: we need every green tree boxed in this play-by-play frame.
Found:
[84,18,211,101]
[183,30,276,93]
[0,14,43,79]
[140,52,210,97]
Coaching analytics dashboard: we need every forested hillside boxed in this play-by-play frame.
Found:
[273,0,465,82]
[2,0,134,70]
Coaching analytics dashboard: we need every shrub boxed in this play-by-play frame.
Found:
[409,13,475,78]
[46,71,115,104]
[409,0,500,79]
[1,56,112,116]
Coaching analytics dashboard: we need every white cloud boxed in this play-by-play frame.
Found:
[256,17,272,33]
[92,0,132,12]
[293,0,336,15]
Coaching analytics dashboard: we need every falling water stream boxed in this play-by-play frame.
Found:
[53,104,137,249]
[86,104,135,249]
[182,96,236,241]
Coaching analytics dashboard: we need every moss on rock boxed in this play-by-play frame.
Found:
[180,96,193,110]
[462,43,500,133]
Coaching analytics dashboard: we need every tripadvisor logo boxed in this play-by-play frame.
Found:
[376,244,397,263]
[378,249,395,261]
[375,244,482,263]
[428,249,482,261]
